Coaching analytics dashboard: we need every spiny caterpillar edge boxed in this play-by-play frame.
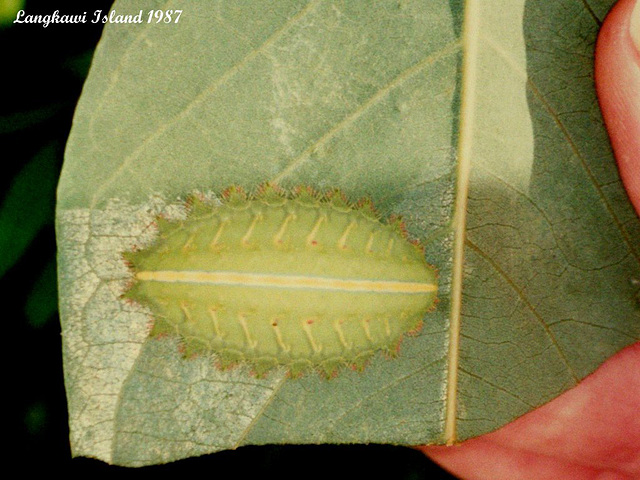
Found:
[123,184,438,378]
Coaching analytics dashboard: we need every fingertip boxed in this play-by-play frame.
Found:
[595,0,640,215]
[631,0,640,53]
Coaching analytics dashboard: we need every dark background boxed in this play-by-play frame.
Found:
[3,1,459,477]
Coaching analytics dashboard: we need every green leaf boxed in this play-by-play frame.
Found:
[25,259,58,328]
[0,0,24,27]
[0,142,57,277]
[56,0,640,467]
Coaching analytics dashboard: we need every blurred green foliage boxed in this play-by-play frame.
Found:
[25,258,57,328]
[2,0,114,470]
[0,142,58,277]
[25,401,47,434]
[0,0,25,27]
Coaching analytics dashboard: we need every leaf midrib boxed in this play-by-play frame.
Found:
[444,0,478,445]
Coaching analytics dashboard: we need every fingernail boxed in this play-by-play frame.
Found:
[632,0,640,54]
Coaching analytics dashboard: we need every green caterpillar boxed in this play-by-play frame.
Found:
[124,184,437,378]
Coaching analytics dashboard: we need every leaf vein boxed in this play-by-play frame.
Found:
[89,0,323,209]
[465,238,580,384]
[526,78,640,263]
[270,39,462,184]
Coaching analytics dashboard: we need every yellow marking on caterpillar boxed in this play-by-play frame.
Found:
[135,270,437,294]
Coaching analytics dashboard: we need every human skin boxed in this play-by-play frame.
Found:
[419,0,640,478]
